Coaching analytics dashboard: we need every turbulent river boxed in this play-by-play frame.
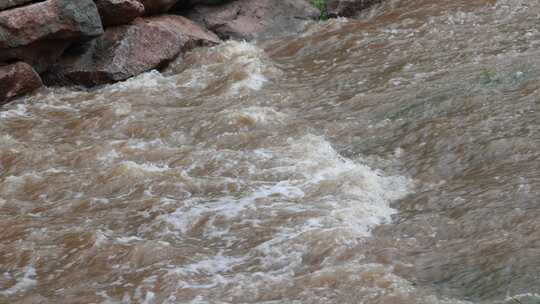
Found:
[1,0,540,303]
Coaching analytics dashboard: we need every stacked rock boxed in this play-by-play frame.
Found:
[2,0,370,105]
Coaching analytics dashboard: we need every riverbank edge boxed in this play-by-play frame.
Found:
[0,0,380,106]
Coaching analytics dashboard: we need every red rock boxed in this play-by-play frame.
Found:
[0,0,103,49]
[185,0,319,40]
[0,62,43,105]
[186,0,230,5]
[95,0,145,26]
[326,0,382,17]
[0,40,70,73]
[0,0,36,10]
[136,0,177,14]
[44,15,220,86]
[188,0,229,4]
[170,0,229,11]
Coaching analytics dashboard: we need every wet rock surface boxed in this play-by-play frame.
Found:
[185,0,319,40]
[95,0,145,26]
[0,62,42,104]
[0,0,103,49]
[0,40,70,73]
[0,0,37,10]
[44,15,220,86]
[136,0,177,14]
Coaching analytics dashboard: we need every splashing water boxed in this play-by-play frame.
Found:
[2,0,540,303]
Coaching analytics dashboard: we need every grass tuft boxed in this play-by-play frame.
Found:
[311,0,329,20]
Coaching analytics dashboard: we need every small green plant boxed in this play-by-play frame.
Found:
[311,0,328,20]
[479,68,503,86]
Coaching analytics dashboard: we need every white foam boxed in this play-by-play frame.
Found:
[162,134,411,239]
[230,73,268,93]
[0,134,18,146]
[141,291,155,304]
[162,203,209,235]
[193,107,289,143]
[127,139,165,150]
[158,134,412,294]
[116,236,144,244]
[0,103,32,119]
[119,161,170,174]
[0,173,42,196]
[104,70,173,93]
[180,251,246,275]
[97,149,120,163]
[97,290,118,304]
[94,230,109,247]
[255,182,305,199]
[219,42,277,94]
[505,293,540,302]
[224,107,288,126]
[195,41,280,95]
[113,103,132,116]
[220,40,262,56]
[1,266,37,296]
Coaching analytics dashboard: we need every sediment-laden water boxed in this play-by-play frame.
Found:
[1,0,539,303]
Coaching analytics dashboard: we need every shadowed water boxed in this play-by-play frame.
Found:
[1,0,539,303]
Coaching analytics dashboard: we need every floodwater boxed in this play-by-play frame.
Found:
[1,0,539,303]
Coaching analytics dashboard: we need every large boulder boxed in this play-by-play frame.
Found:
[0,40,70,73]
[0,0,36,10]
[184,0,319,40]
[0,0,103,49]
[0,0,103,72]
[326,0,382,17]
[170,0,228,11]
[188,0,229,4]
[0,62,42,105]
[95,0,145,27]
[44,15,220,86]
[136,0,177,14]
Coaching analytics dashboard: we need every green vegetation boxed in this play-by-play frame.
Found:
[479,66,533,88]
[311,0,328,20]
[479,68,503,86]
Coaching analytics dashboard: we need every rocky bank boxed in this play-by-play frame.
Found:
[0,0,380,105]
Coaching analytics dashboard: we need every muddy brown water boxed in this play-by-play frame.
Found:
[1,0,539,303]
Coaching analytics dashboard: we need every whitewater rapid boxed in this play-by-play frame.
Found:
[2,0,540,303]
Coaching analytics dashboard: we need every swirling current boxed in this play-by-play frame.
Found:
[1,0,540,303]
